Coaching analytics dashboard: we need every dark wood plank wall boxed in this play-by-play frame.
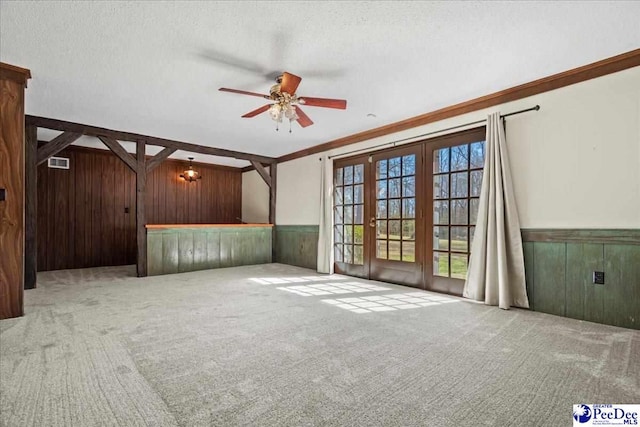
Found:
[37,146,242,271]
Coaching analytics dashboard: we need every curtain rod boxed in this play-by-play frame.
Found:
[326,105,540,160]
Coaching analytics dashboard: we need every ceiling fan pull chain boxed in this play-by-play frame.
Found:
[276,122,279,132]
[289,119,292,133]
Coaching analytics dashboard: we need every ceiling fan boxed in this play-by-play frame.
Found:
[219,71,347,131]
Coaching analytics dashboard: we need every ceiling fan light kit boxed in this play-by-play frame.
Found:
[219,71,347,133]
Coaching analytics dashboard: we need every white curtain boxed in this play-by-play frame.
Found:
[463,112,529,309]
[317,155,334,274]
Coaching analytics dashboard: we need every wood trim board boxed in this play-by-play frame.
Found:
[272,48,640,166]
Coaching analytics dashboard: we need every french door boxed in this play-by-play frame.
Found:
[367,145,424,288]
[332,127,485,295]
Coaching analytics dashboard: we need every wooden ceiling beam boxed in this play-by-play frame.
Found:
[36,131,82,165]
[250,160,271,187]
[26,115,276,164]
[97,136,137,173]
[147,147,178,174]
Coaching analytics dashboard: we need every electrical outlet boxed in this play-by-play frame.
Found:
[593,271,605,285]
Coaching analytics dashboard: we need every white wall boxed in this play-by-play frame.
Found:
[244,66,640,228]
[241,169,270,223]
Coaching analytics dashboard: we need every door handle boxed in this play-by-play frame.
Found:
[369,217,376,228]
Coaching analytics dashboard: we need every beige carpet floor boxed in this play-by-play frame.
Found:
[1,263,638,426]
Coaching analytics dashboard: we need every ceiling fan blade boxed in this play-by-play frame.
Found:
[298,96,347,109]
[280,72,302,95]
[219,88,270,99]
[294,106,314,128]
[242,104,272,118]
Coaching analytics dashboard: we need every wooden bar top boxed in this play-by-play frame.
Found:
[145,223,273,229]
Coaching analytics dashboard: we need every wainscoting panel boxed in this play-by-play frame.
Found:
[275,225,319,270]
[147,226,272,276]
[522,229,640,330]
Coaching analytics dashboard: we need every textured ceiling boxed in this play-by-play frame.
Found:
[2,1,639,167]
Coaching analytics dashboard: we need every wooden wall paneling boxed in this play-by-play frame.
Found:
[178,231,194,273]
[220,232,233,268]
[35,146,243,272]
[206,231,221,269]
[523,241,535,310]
[67,149,76,270]
[176,163,186,223]
[565,243,604,321]
[582,244,605,325]
[147,232,163,276]
[532,242,566,317]
[193,231,208,271]
[604,245,640,329]
[165,162,177,224]
[161,232,179,275]
[0,67,28,319]
[24,125,37,289]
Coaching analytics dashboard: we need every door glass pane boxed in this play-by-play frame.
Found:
[354,184,364,203]
[377,180,387,199]
[470,141,485,169]
[389,178,401,198]
[450,227,468,252]
[402,177,415,197]
[377,159,387,179]
[388,241,401,261]
[388,220,401,240]
[344,226,353,244]
[470,170,483,197]
[344,245,353,264]
[451,254,468,279]
[376,220,387,238]
[402,220,415,240]
[434,175,448,199]
[335,244,344,263]
[336,168,343,185]
[433,252,449,277]
[434,201,449,224]
[402,155,416,176]
[389,199,401,219]
[377,201,387,219]
[434,148,450,173]
[354,245,364,265]
[402,242,415,262]
[402,199,415,218]
[354,225,364,244]
[344,206,353,224]
[470,226,476,246]
[334,226,344,244]
[376,240,388,259]
[334,206,343,224]
[451,172,468,198]
[451,199,468,225]
[344,166,354,185]
[354,164,364,183]
[354,205,364,224]
[388,157,401,177]
[433,226,449,251]
[470,199,479,224]
[344,185,353,204]
[334,187,343,205]
[451,145,469,171]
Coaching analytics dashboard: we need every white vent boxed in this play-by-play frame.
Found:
[48,156,70,169]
